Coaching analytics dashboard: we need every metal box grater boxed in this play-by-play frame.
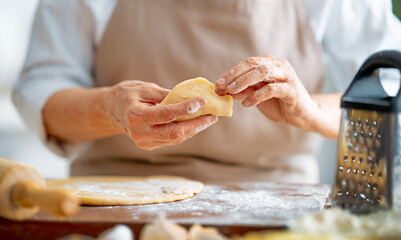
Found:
[333,50,401,213]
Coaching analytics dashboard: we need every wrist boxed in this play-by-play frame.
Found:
[98,86,125,134]
[310,94,341,139]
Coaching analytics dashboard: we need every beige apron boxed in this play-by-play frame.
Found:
[71,0,325,183]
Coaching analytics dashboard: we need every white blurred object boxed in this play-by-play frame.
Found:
[139,215,187,240]
[0,0,39,87]
[0,0,69,179]
[380,68,401,96]
[98,225,134,240]
[290,208,401,238]
[139,215,228,240]
[304,0,401,93]
[0,0,38,130]
[57,224,134,240]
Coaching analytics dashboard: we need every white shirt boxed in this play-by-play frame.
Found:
[12,0,401,157]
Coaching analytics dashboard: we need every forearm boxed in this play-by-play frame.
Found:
[43,87,123,143]
[310,93,342,140]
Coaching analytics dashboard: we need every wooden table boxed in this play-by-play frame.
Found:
[0,182,330,239]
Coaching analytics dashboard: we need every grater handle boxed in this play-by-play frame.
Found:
[354,50,401,87]
[342,50,401,111]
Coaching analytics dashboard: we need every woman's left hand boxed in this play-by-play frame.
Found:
[214,55,331,136]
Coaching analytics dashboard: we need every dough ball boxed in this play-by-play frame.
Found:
[97,225,134,240]
[140,216,187,240]
[160,77,233,122]
[188,224,228,240]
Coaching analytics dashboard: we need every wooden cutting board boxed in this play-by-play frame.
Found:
[0,181,330,239]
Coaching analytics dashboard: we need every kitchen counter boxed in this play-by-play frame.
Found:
[0,181,330,239]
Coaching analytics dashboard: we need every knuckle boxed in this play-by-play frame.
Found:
[255,88,264,98]
[170,137,185,146]
[259,64,270,75]
[229,66,241,76]
[186,101,199,114]
[160,108,176,121]
[246,57,259,67]
[267,84,278,92]
[256,93,264,102]
[254,91,264,102]
[235,75,246,85]
[169,128,184,140]
[278,58,290,66]
[127,110,141,124]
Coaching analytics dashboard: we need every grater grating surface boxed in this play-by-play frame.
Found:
[333,109,389,213]
[332,50,401,213]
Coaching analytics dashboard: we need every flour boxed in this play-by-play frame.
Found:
[127,182,330,226]
[290,208,401,238]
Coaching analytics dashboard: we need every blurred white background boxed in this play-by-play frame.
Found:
[0,0,338,183]
[0,0,68,179]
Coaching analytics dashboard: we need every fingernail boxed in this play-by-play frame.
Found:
[242,99,250,107]
[216,78,226,86]
[187,101,201,114]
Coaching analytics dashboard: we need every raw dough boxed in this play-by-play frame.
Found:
[140,216,187,240]
[160,77,233,121]
[46,176,204,206]
[140,217,228,240]
[188,224,228,240]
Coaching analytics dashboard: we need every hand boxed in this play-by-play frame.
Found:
[214,55,321,133]
[105,80,218,150]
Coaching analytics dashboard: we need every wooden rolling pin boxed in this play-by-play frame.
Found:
[0,158,79,221]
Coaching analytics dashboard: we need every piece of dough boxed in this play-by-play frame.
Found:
[140,216,187,240]
[188,224,228,240]
[46,176,204,206]
[160,77,233,122]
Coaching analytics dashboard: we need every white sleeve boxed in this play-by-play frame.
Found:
[11,0,110,158]
[321,0,401,92]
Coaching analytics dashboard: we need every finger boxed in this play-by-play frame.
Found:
[228,82,267,100]
[242,83,294,107]
[225,65,272,95]
[139,84,170,103]
[215,57,264,95]
[137,97,208,124]
[230,86,259,100]
[230,60,295,97]
[151,115,218,143]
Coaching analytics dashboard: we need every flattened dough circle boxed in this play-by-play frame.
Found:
[160,77,233,122]
[46,176,204,206]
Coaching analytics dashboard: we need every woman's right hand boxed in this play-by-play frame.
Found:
[104,80,218,150]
